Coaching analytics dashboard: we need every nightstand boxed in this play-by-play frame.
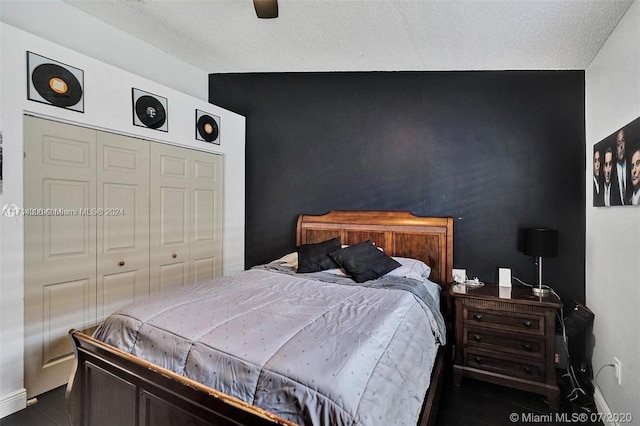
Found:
[451,283,562,410]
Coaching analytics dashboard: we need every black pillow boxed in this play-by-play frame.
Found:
[296,237,341,273]
[329,240,401,283]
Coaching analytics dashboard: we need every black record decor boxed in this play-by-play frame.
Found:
[27,52,84,112]
[132,88,168,132]
[195,109,220,144]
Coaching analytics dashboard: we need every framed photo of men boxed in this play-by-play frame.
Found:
[593,116,640,207]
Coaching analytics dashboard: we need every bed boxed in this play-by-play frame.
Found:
[66,211,453,426]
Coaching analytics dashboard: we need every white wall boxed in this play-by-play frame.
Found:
[0,23,245,418]
[585,0,640,421]
[0,0,208,100]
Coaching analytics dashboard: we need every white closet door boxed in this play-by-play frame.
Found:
[96,132,150,321]
[150,143,191,293]
[24,116,225,397]
[191,150,223,284]
[24,116,97,398]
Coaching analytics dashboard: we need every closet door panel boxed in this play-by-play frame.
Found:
[44,179,92,260]
[191,151,223,283]
[103,271,137,316]
[102,183,137,249]
[151,144,191,293]
[97,132,150,321]
[160,188,188,245]
[24,116,97,398]
[159,263,188,293]
[192,258,216,285]
[43,279,91,364]
[194,189,215,241]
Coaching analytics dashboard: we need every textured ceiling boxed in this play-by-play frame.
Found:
[43,1,640,72]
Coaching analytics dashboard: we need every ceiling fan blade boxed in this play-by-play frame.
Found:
[253,0,278,19]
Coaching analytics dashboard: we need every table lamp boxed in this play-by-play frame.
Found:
[522,228,558,296]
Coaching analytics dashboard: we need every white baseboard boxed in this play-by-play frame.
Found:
[0,388,27,419]
[593,384,618,426]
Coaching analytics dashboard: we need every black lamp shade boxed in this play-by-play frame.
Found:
[522,228,558,258]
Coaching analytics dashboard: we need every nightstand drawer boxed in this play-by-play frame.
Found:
[465,350,545,382]
[452,284,562,409]
[463,307,544,335]
[463,327,545,358]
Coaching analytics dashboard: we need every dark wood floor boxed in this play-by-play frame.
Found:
[0,386,67,426]
[1,377,600,426]
[437,377,601,426]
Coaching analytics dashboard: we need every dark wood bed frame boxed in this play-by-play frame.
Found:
[67,211,453,426]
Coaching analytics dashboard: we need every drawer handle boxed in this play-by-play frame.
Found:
[474,356,482,364]
[172,253,178,259]
[522,320,532,328]
[118,261,125,267]
[473,314,483,321]
[523,366,533,374]
[473,334,482,342]
[522,343,533,351]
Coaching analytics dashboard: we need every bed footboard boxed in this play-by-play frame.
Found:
[66,329,297,426]
[67,330,446,426]
[418,345,447,426]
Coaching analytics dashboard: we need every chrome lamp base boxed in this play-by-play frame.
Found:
[532,256,551,296]
[532,286,550,296]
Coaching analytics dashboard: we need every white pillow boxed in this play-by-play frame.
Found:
[326,256,438,304]
[275,252,298,269]
[275,252,350,276]
[322,267,350,277]
[386,257,431,281]
[422,278,442,306]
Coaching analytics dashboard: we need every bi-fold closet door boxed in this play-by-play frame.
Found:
[96,131,151,321]
[24,117,98,399]
[23,115,223,398]
[149,142,223,293]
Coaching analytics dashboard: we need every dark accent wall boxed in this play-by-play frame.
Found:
[209,71,586,303]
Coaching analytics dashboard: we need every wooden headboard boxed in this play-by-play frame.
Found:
[296,211,453,316]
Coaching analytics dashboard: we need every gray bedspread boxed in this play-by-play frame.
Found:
[93,266,445,426]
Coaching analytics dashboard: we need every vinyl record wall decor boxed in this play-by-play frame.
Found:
[132,88,168,132]
[195,109,220,144]
[27,51,84,113]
